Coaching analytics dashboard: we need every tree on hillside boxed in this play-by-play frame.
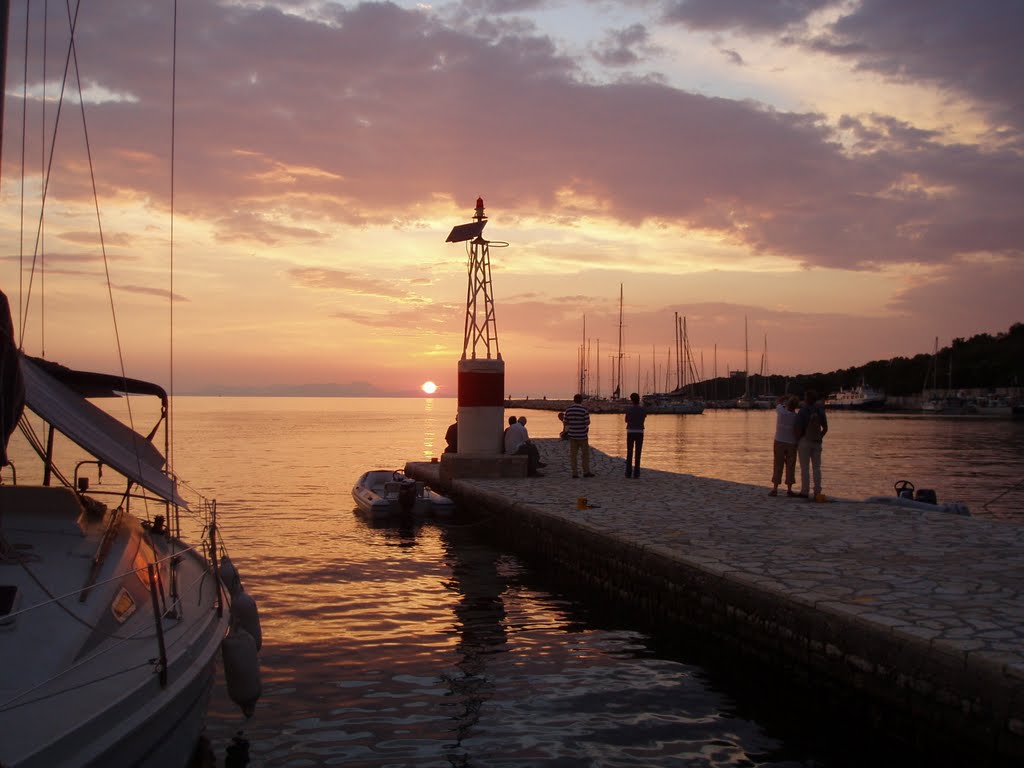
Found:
[695,323,1023,398]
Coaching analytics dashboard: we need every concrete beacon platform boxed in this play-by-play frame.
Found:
[408,437,1024,767]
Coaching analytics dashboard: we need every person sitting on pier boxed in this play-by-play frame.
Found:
[444,416,458,454]
[504,415,517,446]
[504,415,544,477]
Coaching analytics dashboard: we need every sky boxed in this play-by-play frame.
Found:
[1,0,1021,398]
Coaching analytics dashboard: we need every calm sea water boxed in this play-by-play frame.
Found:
[11,397,1023,766]
[166,398,1023,767]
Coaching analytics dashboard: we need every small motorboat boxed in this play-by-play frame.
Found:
[864,480,971,516]
[352,470,455,518]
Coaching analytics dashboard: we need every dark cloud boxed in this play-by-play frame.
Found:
[663,0,836,33]
[4,0,1022,279]
[720,48,745,66]
[331,302,462,330]
[664,1,1024,141]
[61,230,136,247]
[213,210,333,246]
[289,266,425,301]
[821,0,1024,139]
[115,283,189,302]
[460,0,548,13]
[887,257,1024,335]
[591,24,655,68]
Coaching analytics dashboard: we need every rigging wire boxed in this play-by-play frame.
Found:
[13,2,169,520]
[17,0,79,350]
[40,0,48,359]
[169,0,178,479]
[62,1,155,516]
[17,1,27,342]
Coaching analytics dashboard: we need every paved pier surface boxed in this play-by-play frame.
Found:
[407,437,1024,766]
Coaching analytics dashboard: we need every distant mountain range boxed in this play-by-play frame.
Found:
[186,381,447,398]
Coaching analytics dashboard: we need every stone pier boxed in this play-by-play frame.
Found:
[406,437,1024,767]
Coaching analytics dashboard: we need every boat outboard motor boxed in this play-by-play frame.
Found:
[398,480,417,511]
[894,480,938,505]
[894,480,915,499]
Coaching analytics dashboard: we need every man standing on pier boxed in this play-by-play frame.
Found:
[624,392,646,478]
[564,394,594,478]
[795,390,828,500]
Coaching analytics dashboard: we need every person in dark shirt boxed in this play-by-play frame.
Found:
[623,392,646,478]
[443,417,458,453]
[795,390,829,499]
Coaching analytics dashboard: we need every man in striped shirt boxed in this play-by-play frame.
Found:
[563,394,594,478]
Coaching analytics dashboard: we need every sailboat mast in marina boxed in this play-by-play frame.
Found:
[614,283,624,400]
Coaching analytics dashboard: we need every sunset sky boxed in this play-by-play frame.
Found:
[1,0,1021,397]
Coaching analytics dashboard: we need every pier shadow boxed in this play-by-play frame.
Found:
[454,511,964,768]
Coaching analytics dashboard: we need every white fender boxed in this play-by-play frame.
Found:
[219,555,242,596]
[222,628,262,718]
[230,590,263,651]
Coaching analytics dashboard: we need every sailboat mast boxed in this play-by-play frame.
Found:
[673,312,680,391]
[615,284,623,399]
[714,343,718,400]
[684,316,696,393]
[744,315,750,398]
[761,333,768,394]
[578,315,586,395]
[0,1,8,173]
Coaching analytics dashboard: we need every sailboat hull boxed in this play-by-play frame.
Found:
[0,486,230,768]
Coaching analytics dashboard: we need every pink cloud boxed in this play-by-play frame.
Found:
[6,1,1022,273]
[3,0,1022,394]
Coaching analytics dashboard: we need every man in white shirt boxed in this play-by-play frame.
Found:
[504,415,545,476]
[504,417,528,454]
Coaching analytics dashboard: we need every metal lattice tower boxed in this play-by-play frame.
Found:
[446,197,501,361]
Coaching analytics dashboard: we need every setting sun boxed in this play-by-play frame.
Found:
[421,381,438,395]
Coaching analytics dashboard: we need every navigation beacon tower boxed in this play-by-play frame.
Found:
[446,197,505,455]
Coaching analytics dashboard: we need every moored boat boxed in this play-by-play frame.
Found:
[864,494,971,516]
[641,395,705,414]
[0,350,261,767]
[920,394,967,414]
[825,383,886,409]
[352,469,455,518]
[0,5,260,760]
[865,480,970,516]
[968,396,1013,417]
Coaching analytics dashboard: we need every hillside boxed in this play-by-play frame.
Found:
[682,323,1024,400]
